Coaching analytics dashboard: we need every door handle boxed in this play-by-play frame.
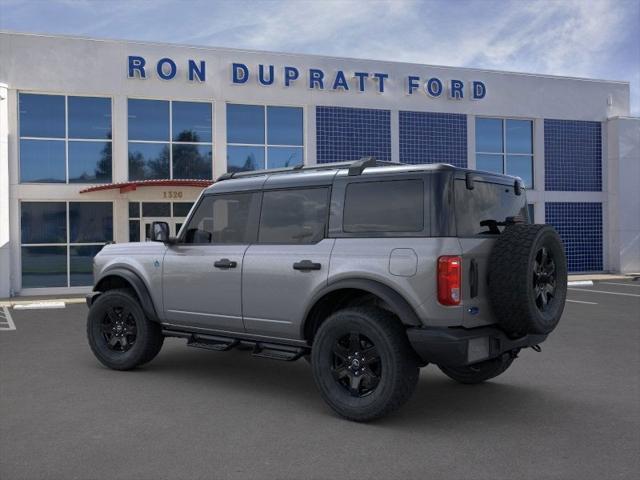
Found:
[293,260,321,271]
[214,258,237,269]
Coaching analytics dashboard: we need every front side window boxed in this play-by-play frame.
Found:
[19,93,112,183]
[226,104,303,173]
[183,193,258,244]
[128,99,213,180]
[20,202,113,288]
[259,188,329,244]
[476,118,533,188]
[343,180,424,233]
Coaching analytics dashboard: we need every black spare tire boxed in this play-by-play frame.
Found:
[488,224,567,337]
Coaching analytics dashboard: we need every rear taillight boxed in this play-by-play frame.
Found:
[438,256,461,306]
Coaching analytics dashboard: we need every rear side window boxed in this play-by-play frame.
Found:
[259,188,329,244]
[183,193,259,244]
[343,180,424,233]
[455,179,528,236]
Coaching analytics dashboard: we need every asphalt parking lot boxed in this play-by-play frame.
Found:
[1,280,639,480]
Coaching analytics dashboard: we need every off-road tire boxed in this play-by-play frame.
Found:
[87,289,164,370]
[311,307,419,422]
[488,224,567,337]
[439,355,514,384]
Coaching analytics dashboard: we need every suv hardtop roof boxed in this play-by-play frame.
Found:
[205,157,523,194]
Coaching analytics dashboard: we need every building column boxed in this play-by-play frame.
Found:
[607,117,640,273]
[0,84,9,297]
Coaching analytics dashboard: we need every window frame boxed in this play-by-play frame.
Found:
[329,175,431,238]
[127,98,214,181]
[475,116,534,188]
[176,192,261,245]
[226,102,306,171]
[257,186,331,245]
[19,200,114,289]
[18,92,114,184]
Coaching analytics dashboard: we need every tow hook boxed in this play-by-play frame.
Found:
[530,344,542,353]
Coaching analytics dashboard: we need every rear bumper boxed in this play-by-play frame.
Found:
[407,325,547,367]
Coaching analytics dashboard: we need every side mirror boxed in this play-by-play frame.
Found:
[150,221,170,243]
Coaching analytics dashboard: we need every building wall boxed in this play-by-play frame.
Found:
[0,32,637,296]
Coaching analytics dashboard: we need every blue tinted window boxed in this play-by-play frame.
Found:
[21,202,67,244]
[476,118,503,153]
[20,139,66,183]
[172,144,212,179]
[506,155,533,187]
[173,102,212,143]
[142,203,171,217]
[21,246,68,288]
[227,104,264,144]
[129,220,140,242]
[527,204,535,223]
[227,145,265,172]
[19,93,65,138]
[267,147,303,168]
[267,106,303,145]
[128,99,169,141]
[70,245,104,286]
[128,142,170,180]
[68,96,112,139]
[129,202,140,218]
[476,153,502,174]
[506,120,532,154]
[68,141,112,183]
[69,202,113,243]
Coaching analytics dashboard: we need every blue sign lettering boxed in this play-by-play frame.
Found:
[473,81,486,99]
[232,63,249,84]
[156,58,177,80]
[284,66,299,86]
[188,60,205,82]
[373,73,388,93]
[407,76,420,95]
[126,56,487,101]
[353,72,368,92]
[259,64,274,86]
[128,56,146,79]
[309,69,324,89]
[449,79,464,99]
[426,77,443,97]
[332,71,349,91]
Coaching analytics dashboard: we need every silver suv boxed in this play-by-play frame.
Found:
[86,158,567,421]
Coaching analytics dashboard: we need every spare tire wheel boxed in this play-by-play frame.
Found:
[488,224,567,337]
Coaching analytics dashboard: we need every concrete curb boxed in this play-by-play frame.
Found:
[0,298,86,308]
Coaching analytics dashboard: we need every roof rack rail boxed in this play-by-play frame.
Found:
[214,158,402,182]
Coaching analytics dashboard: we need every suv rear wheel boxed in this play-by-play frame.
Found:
[87,289,164,370]
[311,307,419,422]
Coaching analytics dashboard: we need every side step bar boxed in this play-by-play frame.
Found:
[163,329,308,362]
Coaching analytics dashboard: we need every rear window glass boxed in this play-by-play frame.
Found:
[259,188,329,244]
[455,179,528,236]
[343,180,424,233]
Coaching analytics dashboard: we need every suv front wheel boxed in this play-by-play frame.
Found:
[87,289,164,370]
[311,307,419,422]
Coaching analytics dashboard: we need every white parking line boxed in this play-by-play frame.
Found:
[566,299,598,305]
[600,282,640,288]
[567,288,640,298]
[0,306,16,331]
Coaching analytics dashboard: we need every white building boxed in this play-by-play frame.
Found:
[0,31,638,297]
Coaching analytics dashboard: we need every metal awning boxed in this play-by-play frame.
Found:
[79,179,213,194]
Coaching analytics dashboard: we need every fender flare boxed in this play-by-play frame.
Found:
[92,268,159,322]
[302,278,422,338]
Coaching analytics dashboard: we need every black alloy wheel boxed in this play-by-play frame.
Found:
[533,246,557,312]
[101,305,137,352]
[331,332,381,397]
